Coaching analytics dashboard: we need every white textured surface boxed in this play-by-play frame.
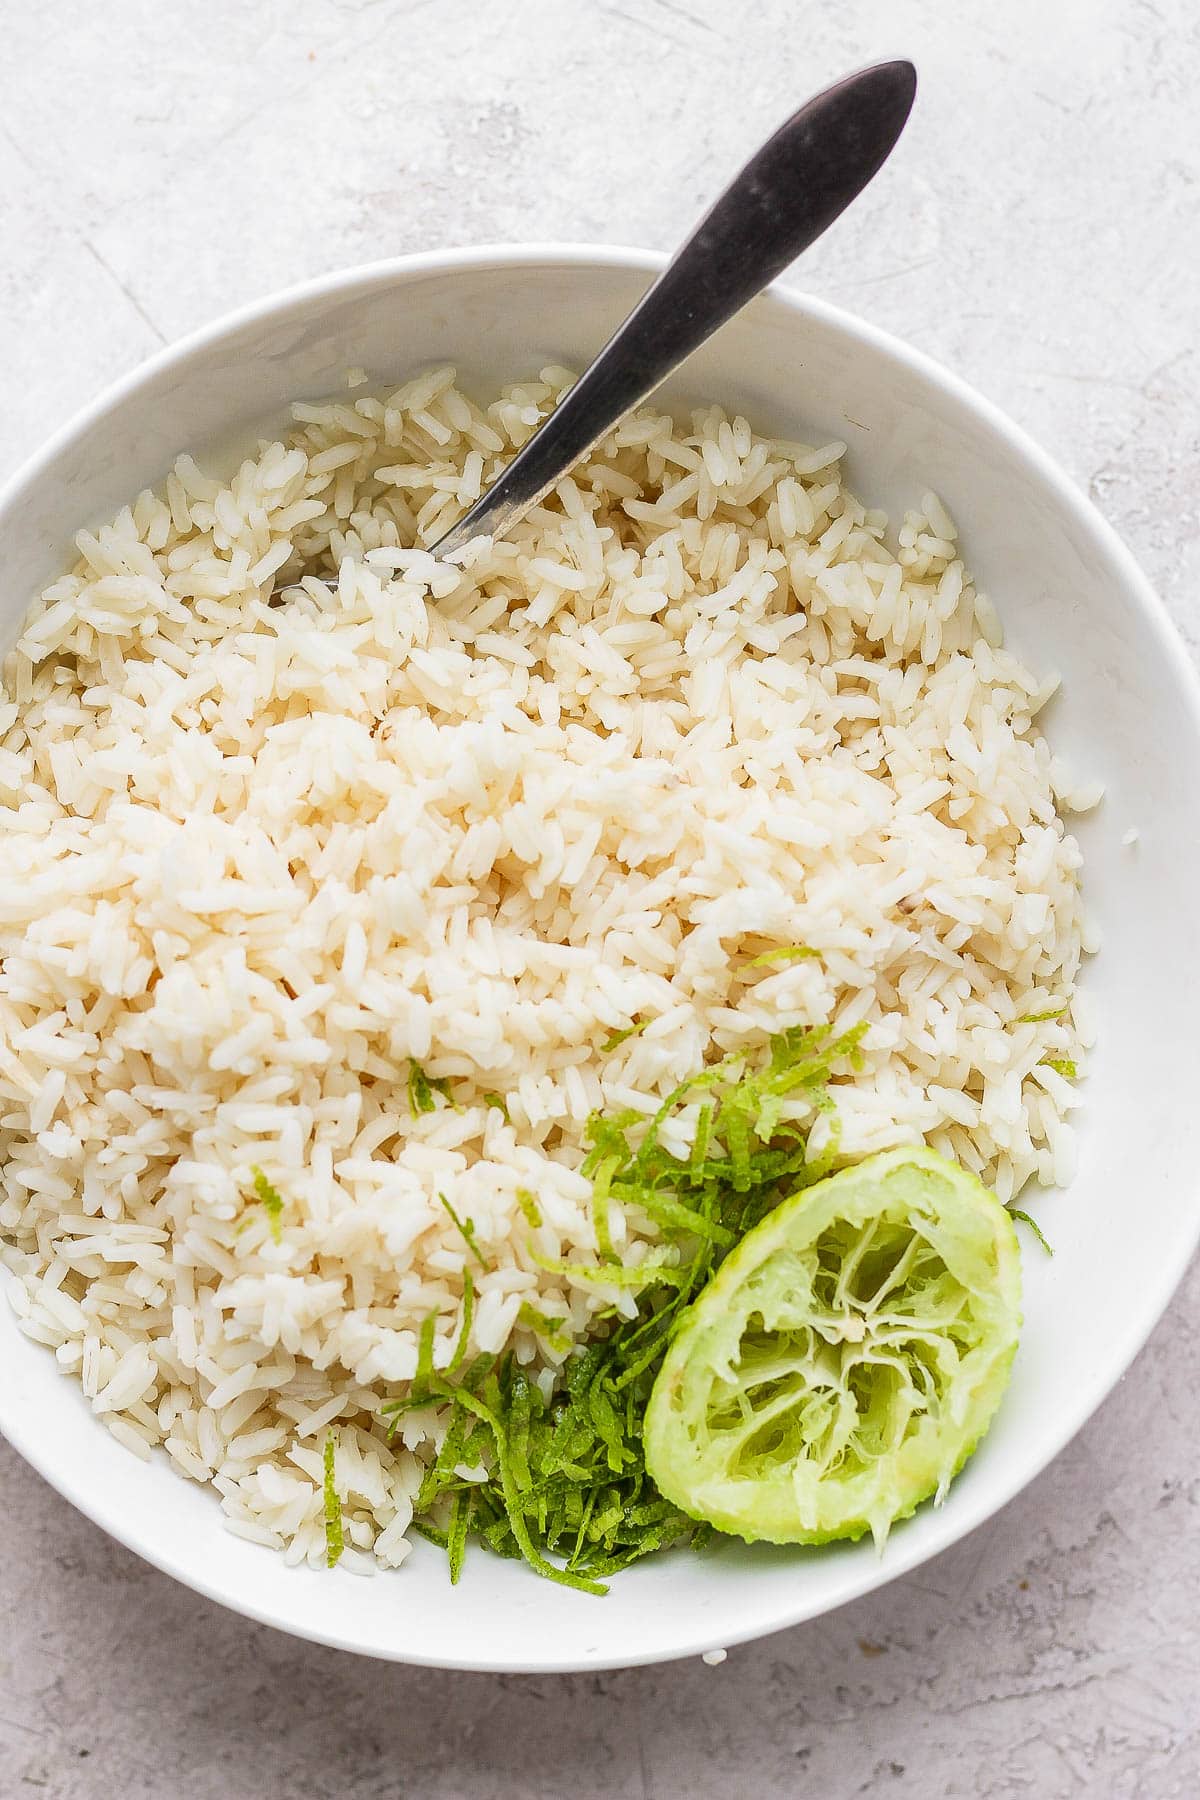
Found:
[1,1,1198,1794]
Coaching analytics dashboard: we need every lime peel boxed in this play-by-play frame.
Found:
[249,1166,284,1243]
[322,1435,345,1569]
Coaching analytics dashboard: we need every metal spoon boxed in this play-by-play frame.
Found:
[366,60,916,568]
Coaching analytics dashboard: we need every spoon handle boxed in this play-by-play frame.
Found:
[433,60,916,558]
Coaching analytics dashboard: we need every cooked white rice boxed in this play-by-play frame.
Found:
[0,367,1093,1569]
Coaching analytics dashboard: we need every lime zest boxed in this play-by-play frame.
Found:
[529,1246,686,1289]
[389,1020,867,1594]
[322,1435,345,1569]
[688,1100,714,1182]
[482,1092,510,1120]
[408,1061,437,1115]
[439,1192,485,1266]
[447,1270,475,1377]
[250,1166,284,1243]
[591,1153,621,1262]
[399,1366,610,1595]
[1040,1057,1077,1079]
[1009,1207,1054,1255]
[517,1301,571,1352]
[746,945,821,968]
[409,1061,455,1115]
[447,1382,609,1595]
[601,1018,650,1053]
[447,1490,471,1584]
[1018,1004,1068,1023]
[414,1311,438,1389]
[622,1189,735,1246]
[515,1187,542,1229]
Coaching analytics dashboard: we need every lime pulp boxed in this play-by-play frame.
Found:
[643,1147,1022,1546]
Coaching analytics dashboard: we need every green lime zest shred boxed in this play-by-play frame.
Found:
[746,945,821,968]
[515,1187,542,1229]
[250,1167,284,1243]
[437,1381,608,1595]
[1019,1004,1068,1023]
[439,1192,485,1266]
[530,1246,687,1289]
[626,1189,735,1245]
[482,1092,510,1121]
[446,1491,471,1584]
[1040,1057,1078,1079]
[414,1311,438,1389]
[447,1270,475,1378]
[590,1153,621,1262]
[517,1301,572,1353]
[1008,1207,1054,1256]
[323,1435,345,1569]
[406,1275,477,1405]
[601,1018,650,1054]
[388,1019,865,1595]
[409,1061,455,1116]
[688,1100,714,1181]
[408,1061,436,1115]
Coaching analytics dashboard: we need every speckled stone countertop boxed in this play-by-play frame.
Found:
[2,3,1198,1795]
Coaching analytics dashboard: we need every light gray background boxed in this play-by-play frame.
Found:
[2,2,1198,1796]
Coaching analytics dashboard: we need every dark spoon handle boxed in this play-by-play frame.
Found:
[433,60,916,557]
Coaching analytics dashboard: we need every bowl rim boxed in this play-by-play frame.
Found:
[2,240,1199,1672]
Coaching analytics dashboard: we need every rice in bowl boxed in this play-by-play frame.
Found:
[0,368,1094,1571]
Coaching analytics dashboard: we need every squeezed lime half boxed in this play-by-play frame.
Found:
[643,1146,1022,1547]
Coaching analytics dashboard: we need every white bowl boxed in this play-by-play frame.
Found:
[2,246,1198,1672]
